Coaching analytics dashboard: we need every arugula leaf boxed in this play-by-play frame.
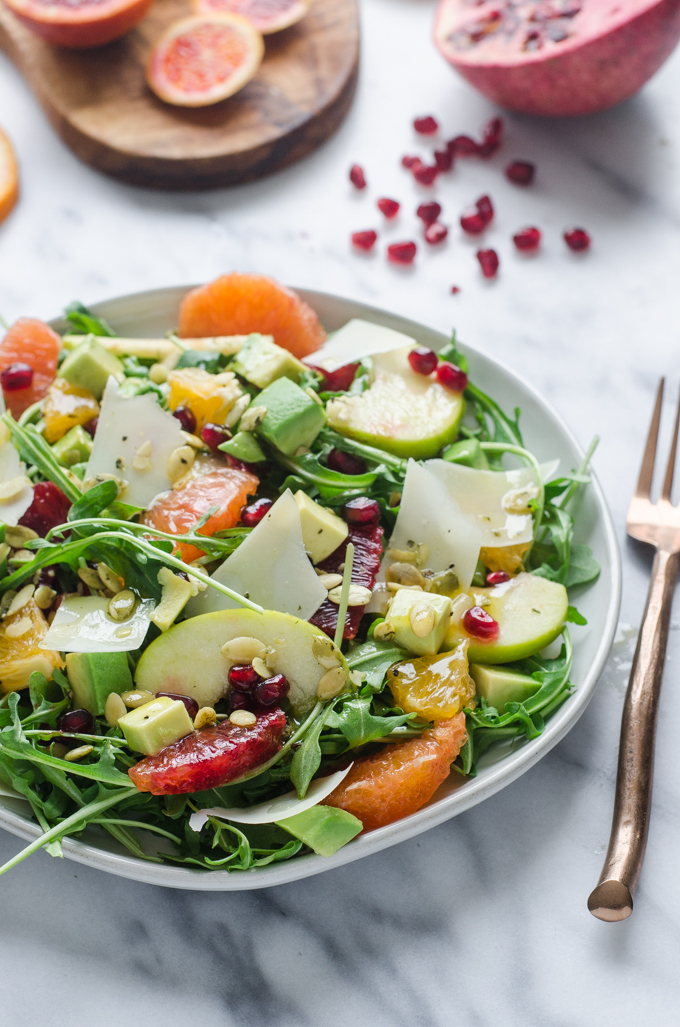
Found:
[290,703,336,799]
[325,694,413,748]
[346,637,407,691]
[566,605,587,625]
[67,480,119,526]
[564,544,600,588]
[1,415,82,502]
[64,302,116,337]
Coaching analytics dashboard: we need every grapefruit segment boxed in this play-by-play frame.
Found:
[1,0,154,48]
[0,130,18,226]
[147,14,264,107]
[192,0,310,34]
[0,318,61,418]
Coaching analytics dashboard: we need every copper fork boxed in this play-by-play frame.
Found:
[588,379,680,921]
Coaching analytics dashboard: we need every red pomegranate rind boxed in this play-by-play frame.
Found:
[310,523,384,640]
[129,708,286,795]
[434,0,680,117]
[3,0,154,48]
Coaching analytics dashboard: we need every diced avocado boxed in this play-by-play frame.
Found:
[254,377,326,457]
[119,696,194,755]
[386,588,452,656]
[232,334,306,390]
[442,438,489,469]
[150,567,198,633]
[218,431,266,464]
[294,490,348,564]
[60,336,125,400]
[65,650,133,716]
[52,424,93,467]
[470,663,540,713]
[276,804,362,856]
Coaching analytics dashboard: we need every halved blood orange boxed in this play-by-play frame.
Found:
[0,130,18,226]
[147,13,264,107]
[0,318,61,418]
[178,273,326,359]
[192,0,310,35]
[1,0,154,48]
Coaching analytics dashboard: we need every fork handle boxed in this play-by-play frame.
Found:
[588,547,678,921]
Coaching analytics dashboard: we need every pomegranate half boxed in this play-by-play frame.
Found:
[434,0,680,117]
[1,0,154,48]
[192,0,311,34]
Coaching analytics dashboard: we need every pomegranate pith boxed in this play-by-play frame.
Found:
[477,248,500,278]
[352,230,377,251]
[349,165,367,189]
[564,227,591,251]
[387,241,417,265]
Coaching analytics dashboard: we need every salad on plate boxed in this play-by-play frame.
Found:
[0,273,599,876]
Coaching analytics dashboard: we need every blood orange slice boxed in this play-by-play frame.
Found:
[147,13,264,107]
[0,318,61,418]
[192,0,310,34]
[1,0,154,48]
[0,130,18,226]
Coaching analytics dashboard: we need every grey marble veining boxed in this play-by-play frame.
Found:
[2,0,680,1021]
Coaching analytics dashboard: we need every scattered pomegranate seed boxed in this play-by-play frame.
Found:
[477,248,500,279]
[314,362,360,392]
[156,692,200,719]
[228,664,263,692]
[450,286,461,294]
[401,155,420,168]
[240,497,273,527]
[486,570,510,585]
[505,160,535,185]
[476,195,494,225]
[463,606,500,640]
[37,565,57,588]
[434,148,453,172]
[352,230,377,251]
[413,115,439,135]
[228,690,251,713]
[478,116,504,158]
[436,362,468,392]
[19,481,71,536]
[460,209,486,235]
[254,674,290,707]
[564,228,591,252]
[387,241,417,264]
[172,405,196,434]
[343,496,380,525]
[417,201,441,224]
[1,362,33,391]
[201,422,231,452]
[449,135,479,157]
[58,709,94,734]
[513,227,541,251]
[408,347,438,376]
[83,417,98,438]
[413,164,438,186]
[327,448,368,475]
[349,164,366,189]
[425,222,448,245]
[377,198,400,218]
[224,456,252,473]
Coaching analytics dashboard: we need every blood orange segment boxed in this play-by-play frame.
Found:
[129,707,286,794]
[147,14,264,108]
[0,318,61,418]
[324,714,467,830]
[1,0,153,48]
[143,467,259,562]
[178,273,326,359]
[310,522,384,640]
[0,129,18,225]
[192,0,310,34]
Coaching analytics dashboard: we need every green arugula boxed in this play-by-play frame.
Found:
[64,302,116,337]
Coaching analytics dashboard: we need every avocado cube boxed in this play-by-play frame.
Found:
[442,438,489,470]
[276,804,362,856]
[52,424,93,467]
[60,336,125,400]
[232,334,306,390]
[386,588,452,656]
[118,696,194,755]
[470,663,540,713]
[65,650,133,716]
[294,490,348,564]
[218,431,266,464]
[254,377,326,457]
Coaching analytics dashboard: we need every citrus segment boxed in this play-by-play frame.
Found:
[43,378,100,444]
[0,129,18,226]
[0,599,63,695]
[390,642,476,721]
[167,367,243,431]
[480,542,529,576]
[0,318,61,418]
[147,14,264,107]
[324,714,467,831]
[178,274,326,359]
[1,0,154,48]
[192,0,310,34]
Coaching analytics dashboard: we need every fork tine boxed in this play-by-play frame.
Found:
[661,384,680,500]
[635,378,665,499]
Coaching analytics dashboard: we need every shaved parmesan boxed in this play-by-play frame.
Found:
[304,318,416,372]
[40,595,155,653]
[185,490,327,620]
[84,378,186,508]
[0,426,33,526]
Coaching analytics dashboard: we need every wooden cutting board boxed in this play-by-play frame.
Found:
[0,0,359,189]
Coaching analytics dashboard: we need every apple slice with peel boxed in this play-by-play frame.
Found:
[135,608,348,715]
[444,572,568,663]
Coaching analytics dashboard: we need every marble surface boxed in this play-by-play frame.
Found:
[2,2,680,1022]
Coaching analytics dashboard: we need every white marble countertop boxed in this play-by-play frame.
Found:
[2,2,680,1023]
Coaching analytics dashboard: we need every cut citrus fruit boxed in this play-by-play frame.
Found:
[179,273,326,359]
[192,0,310,34]
[147,13,264,108]
[167,367,243,431]
[0,599,63,695]
[390,642,476,721]
[0,129,18,226]
[0,318,61,418]
[324,714,467,831]
[480,542,529,576]
[1,0,154,48]
[43,378,100,444]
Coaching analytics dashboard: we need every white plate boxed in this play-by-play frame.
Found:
[0,287,621,890]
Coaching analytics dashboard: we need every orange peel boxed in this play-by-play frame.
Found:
[192,0,310,35]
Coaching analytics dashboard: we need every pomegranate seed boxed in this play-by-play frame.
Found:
[505,160,535,185]
[513,226,541,251]
[417,201,441,224]
[240,497,273,526]
[463,606,500,640]
[564,228,591,252]
[478,116,504,158]
[58,709,94,734]
[352,230,377,251]
[434,148,453,172]
[349,164,366,189]
[227,689,252,713]
[254,674,290,707]
[387,241,416,265]
[156,692,200,719]
[408,347,438,376]
[449,135,479,157]
[314,363,360,392]
[327,448,368,475]
[460,210,486,234]
[477,248,500,279]
[172,405,196,434]
[37,565,57,587]
[201,422,231,451]
[425,222,448,245]
[1,363,33,391]
[413,115,439,135]
[451,286,461,294]
[225,456,251,473]
[228,664,263,692]
[83,417,98,438]
[436,362,468,392]
[19,481,71,536]
[401,155,420,168]
[413,164,438,185]
[377,198,400,219]
[476,195,494,225]
[486,570,509,585]
[343,496,380,525]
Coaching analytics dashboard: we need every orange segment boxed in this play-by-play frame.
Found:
[167,367,243,431]
[390,641,476,721]
[0,129,18,225]
[143,467,259,562]
[192,0,310,34]
[43,378,99,444]
[0,599,63,695]
[0,318,61,418]
[480,542,529,575]
[179,273,326,359]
